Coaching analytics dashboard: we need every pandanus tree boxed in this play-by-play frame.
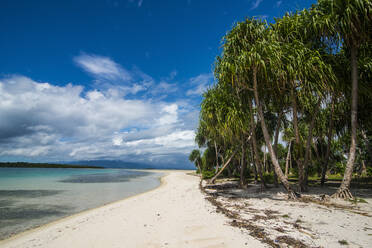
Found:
[201,83,250,184]
[199,88,226,172]
[214,57,263,187]
[191,0,371,201]
[273,12,336,192]
[313,0,372,199]
[219,18,298,198]
[189,149,202,173]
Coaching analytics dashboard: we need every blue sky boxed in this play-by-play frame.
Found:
[0,0,314,167]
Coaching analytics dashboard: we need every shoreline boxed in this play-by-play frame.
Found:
[0,170,170,244]
[1,170,263,248]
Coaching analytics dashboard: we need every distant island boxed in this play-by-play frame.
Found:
[63,160,194,170]
[0,162,104,169]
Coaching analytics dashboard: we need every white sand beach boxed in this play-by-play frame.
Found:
[0,171,264,248]
[2,171,371,248]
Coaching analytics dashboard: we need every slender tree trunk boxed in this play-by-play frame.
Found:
[252,68,298,198]
[321,97,335,186]
[248,99,266,188]
[303,99,322,190]
[210,150,237,183]
[292,87,305,192]
[218,154,225,168]
[240,141,247,187]
[263,148,266,172]
[250,142,259,183]
[214,141,219,173]
[313,142,322,176]
[361,160,367,176]
[227,164,233,178]
[273,110,283,186]
[196,161,201,174]
[333,45,358,199]
[361,130,371,172]
[285,140,292,178]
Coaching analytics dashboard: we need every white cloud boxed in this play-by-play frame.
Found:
[74,53,155,96]
[186,73,213,96]
[125,130,195,149]
[0,75,197,165]
[74,54,132,81]
[276,1,282,7]
[250,0,263,10]
[157,104,178,126]
[150,81,178,96]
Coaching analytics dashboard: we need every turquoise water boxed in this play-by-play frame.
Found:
[0,168,162,240]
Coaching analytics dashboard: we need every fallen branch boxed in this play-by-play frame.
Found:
[210,150,238,184]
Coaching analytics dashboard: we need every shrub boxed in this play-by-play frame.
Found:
[367,166,372,177]
[263,172,275,184]
[202,170,215,179]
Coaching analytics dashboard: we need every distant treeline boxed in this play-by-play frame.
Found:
[0,162,104,169]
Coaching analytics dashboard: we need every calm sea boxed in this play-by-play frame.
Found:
[0,167,162,240]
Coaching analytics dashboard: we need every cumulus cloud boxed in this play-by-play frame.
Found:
[0,75,197,165]
[0,53,211,167]
[125,130,195,148]
[186,73,213,96]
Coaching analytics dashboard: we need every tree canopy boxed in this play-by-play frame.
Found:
[192,0,372,200]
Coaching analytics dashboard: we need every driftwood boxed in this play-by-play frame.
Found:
[210,150,237,184]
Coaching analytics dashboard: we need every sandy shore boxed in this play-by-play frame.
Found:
[202,180,372,248]
[0,171,265,248]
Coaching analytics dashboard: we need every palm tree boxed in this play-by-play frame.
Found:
[314,0,372,199]
[189,149,202,173]
[274,10,337,191]
[219,18,298,197]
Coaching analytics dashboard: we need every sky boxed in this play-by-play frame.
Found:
[0,0,314,168]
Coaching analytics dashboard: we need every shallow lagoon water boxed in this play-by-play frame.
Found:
[0,167,162,240]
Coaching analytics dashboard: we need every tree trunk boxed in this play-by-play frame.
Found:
[273,110,283,186]
[240,141,247,188]
[248,99,266,188]
[303,99,322,190]
[196,161,201,174]
[263,147,267,172]
[285,140,292,178]
[210,150,237,184]
[227,164,233,178]
[333,44,358,200]
[214,141,219,173]
[292,87,305,192]
[252,68,298,198]
[321,97,335,186]
[361,160,367,176]
[250,142,259,183]
[361,130,371,173]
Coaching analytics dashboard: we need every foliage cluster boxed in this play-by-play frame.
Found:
[189,0,372,199]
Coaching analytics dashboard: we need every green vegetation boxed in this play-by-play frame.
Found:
[191,0,372,200]
[0,162,104,169]
[338,240,349,245]
[349,197,368,204]
[201,170,215,179]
